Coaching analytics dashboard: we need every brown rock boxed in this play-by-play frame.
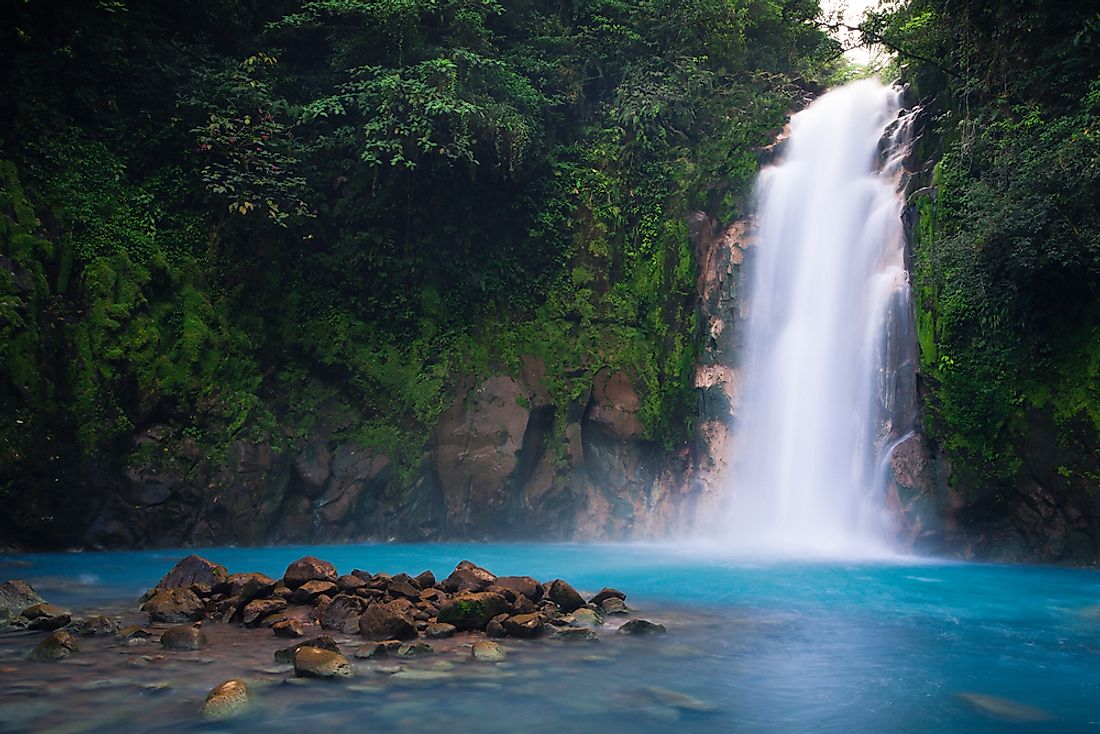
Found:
[274,635,340,665]
[513,594,537,615]
[273,619,305,638]
[354,642,388,659]
[292,579,338,603]
[283,556,339,589]
[588,588,626,606]
[486,613,508,638]
[293,646,353,679]
[358,601,417,641]
[600,597,629,615]
[21,603,71,631]
[495,576,544,601]
[441,560,496,593]
[587,368,645,439]
[413,570,436,589]
[396,642,432,657]
[160,625,209,651]
[202,679,249,718]
[215,572,275,599]
[419,588,446,604]
[0,580,44,627]
[618,619,666,635]
[241,598,288,626]
[437,591,510,631]
[77,615,119,636]
[32,629,78,660]
[336,574,366,592]
[424,622,456,639]
[388,579,420,600]
[152,554,228,593]
[471,640,506,662]
[547,579,585,613]
[503,613,543,638]
[143,588,204,623]
[319,594,364,634]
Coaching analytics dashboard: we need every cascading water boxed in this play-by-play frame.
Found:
[722,79,919,556]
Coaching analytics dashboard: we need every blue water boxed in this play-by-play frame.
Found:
[2,543,1099,732]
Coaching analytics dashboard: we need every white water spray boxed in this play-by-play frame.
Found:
[721,79,919,556]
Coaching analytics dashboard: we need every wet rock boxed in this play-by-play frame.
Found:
[547,579,585,613]
[424,622,456,639]
[336,574,366,593]
[241,597,288,626]
[319,593,365,634]
[358,600,417,641]
[143,588,204,623]
[502,613,543,638]
[600,597,629,615]
[495,576,544,602]
[293,646,353,679]
[570,607,603,628]
[21,603,71,631]
[472,640,507,662]
[0,580,44,628]
[413,570,436,589]
[153,554,228,593]
[160,625,209,651]
[202,679,249,718]
[117,625,153,641]
[588,588,626,606]
[396,642,433,658]
[77,615,120,636]
[283,556,339,589]
[292,579,338,603]
[618,619,666,636]
[354,642,388,659]
[273,619,305,638]
[441,560,496,593]
[437,591,510,631]
[274,635,341,665]
[486,613,508,638]
[549,626,598,641]
[31,630,78,660]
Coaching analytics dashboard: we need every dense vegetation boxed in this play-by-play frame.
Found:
[0,0,836,545]
[867,2,1100,526]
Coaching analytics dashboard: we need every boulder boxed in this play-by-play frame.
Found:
[588,588,627,606]
[320,594,365,634]
[143,588,204,623]
[358,601,417,641]
[292,579,338,603]
[618,619,666,636]
[570,607,604,628]
[502,613,543,638]
[354,642,388,659]
[31,630,78,660]
[274,635,341,665]
[160,625,209,651]
[388,579,420,600]
[152,554,227,593]
[336,574,366,593]
[600,597,629,615]
[241,598,288,626]
[283,556,338,589]
[293,646,353,679]
[437,591,510,631]
[513,594,537,615]
[486,613,508,638]
[424,622,456,639]
[0,580,44,628]
[217,573,276,603]
[413,570,436,589]
[547,579,585,613]
[495,576,544,601]
[202,679,250,718]
[272,619,305,638]
[21,603,71,631]
[471,640,506,662]
[77,615,120,636]
[441,561,496,593]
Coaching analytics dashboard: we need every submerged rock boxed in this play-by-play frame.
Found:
[31,630,79,660]
[202,679,249,718]
[471,640,506,662]
[547,579,585,613]
[548,626,598,641]
[143,588,205,623]
[618,619,667,636]
[160,625,209,651]
[21,603,71,631]
[396,642,433,658]
[293,646,353,679]
[955,692,1053,722]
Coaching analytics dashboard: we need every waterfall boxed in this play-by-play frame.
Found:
[722,79,919,556]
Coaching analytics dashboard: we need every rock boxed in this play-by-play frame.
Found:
[358,600,417,641]
[336,574,366,592]
[424,622,456,639]
[549,626,598,641]
[273,619,305,638]
[202,679,249,718]
[441,560,496,593]
[388,579,420,600]
[294,646,353,679]
[31,630,78,660]
[396,642,433,657]
[588,588,626,606]
[319,594,365,634]
[160,625,209,651]
[587,368,645,439]
[600,597,629,615]
[618,619,666,635]
[77,615,120,636]
[640,686,717,713]
[547,579,585,613]
[437,591,510,631]
[152,554,228,593]
[354,642,388,659]
[495,576,544,601]
[419,588,447,604]
[117,625,153,641]
[486,614,508,638]
[283,556,339,589]
[413,570,436,589]
[0,580,45,628]
[21,603,71,631]
[292,579,338,603]
[241,597,288,626]
[955,692,1053,722]
[274,635,341,665]
[471,640,507,662]
[143,588,204,623]
[513,594,537,615]
[502,613,543,638]
[570,607,604,628]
